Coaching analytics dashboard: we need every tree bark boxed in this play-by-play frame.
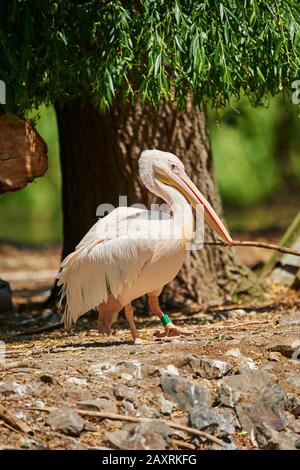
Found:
[55,98,259,309]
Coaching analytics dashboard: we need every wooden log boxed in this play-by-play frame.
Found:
[0,113,47,193]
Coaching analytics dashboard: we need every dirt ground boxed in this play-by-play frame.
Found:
[0,240,299,450]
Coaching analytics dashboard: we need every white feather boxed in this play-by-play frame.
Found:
[58,207,157,327]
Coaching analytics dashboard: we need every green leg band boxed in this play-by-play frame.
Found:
[161,314,172,327]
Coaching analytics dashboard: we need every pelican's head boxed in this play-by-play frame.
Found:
[139,149,232,244]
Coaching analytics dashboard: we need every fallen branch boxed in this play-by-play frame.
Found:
[0,405,32,434]
[172,438,196,450]
[0,360,30,371]
[204,239,300,257]
[29,406,225,447]
[15,321,63,336]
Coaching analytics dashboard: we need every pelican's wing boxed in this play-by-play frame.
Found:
[57,207,154,328]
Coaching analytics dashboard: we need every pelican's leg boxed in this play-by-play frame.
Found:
[98,296,122,336]
[148,294,191,338]
[124,303,142,345]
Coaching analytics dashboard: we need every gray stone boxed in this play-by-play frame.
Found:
[77,399,118,414]
[161,374,214,411]
[116,360,143,380]
[255,423,300,450]
[158,395,174,415]
[46,408,85,436]
[224,349,257,371]
[210,439,236,450]
[83,421,98,432]
[236,401,287,433]
[284,396,300,417]
[106,420,173,450]
[121,400,136,416]
[278,315,300,326]
[270,268,295,286]
[113,384,138,403]
[189,405,235,437]
[217,370,284,407]
[136,404,160,418]
[225,348,243,358]
[185,354,231,379]
[286,373,300,389]
[268,337,300,359]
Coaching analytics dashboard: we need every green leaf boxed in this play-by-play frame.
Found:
[154,54,161,76]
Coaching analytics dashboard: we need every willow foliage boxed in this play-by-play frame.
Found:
[0,0,299,114]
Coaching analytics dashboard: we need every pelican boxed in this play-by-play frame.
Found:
[58,149,232,343]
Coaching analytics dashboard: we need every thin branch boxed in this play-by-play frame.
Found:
[29,407,225,447]
[15,321,63,336]
[204,240,300,257]
[0,405,32,434]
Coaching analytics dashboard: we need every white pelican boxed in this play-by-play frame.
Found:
[58,149,232,343]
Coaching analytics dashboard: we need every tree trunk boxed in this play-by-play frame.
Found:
[55,98,259,309]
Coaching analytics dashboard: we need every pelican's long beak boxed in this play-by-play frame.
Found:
[166,171,233,245]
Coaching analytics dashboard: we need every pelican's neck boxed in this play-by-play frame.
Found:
[153,181,194,242]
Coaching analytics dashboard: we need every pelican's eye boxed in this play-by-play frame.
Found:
[170,163,180,173]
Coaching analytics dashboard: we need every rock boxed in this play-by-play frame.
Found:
[236,401,287,433]
[278,315,300,326]
[113,384,138,403]
[229,309,247,316]
[286,373,300,389]
[46,408,85,437]
[210,439,236,450]
[116,360,143,380]
[284,396,300,417]
[77,399,118,414]
[268,337,300,359]
[255,423,300,450]
[224,348,257,371]
[0,380,31,397]
[0,279,13,312]
[19,438,48,450]
[225,348,243,358]
[83,421,98,432]
[162,365,180,376]
[158,395,174,415]
[189,405,235,437]
[121,401,136,416]
[289,419,300,434]
[39,374,54,385]
[185,354,231,379]
[217,370,284,407]
[142,365,161,378]
[66,377,88,386]
[220,408,240,430]
[136,404,160,418]
[90,362,118,376]
[270,268,295,286]
[268,352,282,362]
[161,374,214,411]
[106,420,173,450]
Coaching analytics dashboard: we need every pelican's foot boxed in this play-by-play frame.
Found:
[153,325,192,338]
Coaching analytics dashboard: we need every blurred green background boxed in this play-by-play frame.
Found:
[0,97,299,245]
